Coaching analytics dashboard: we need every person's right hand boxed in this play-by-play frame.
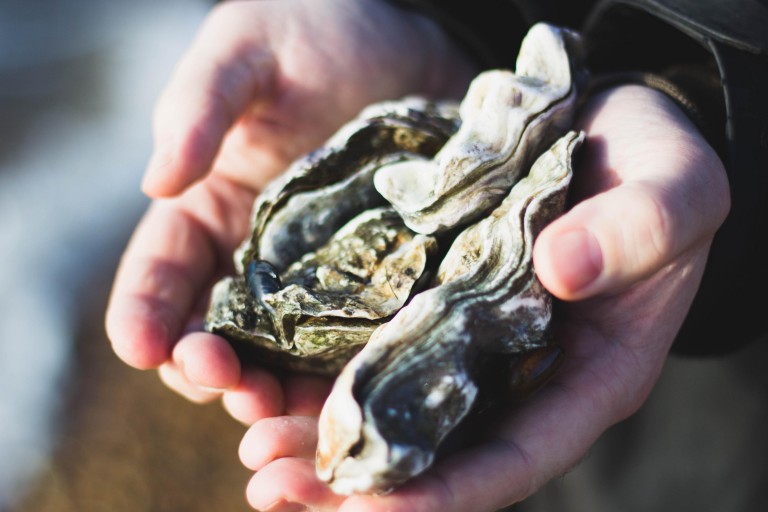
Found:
[236,84,732,512]
[105,0,477,404]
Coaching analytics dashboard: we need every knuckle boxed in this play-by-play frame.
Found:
[629,184,675,263]
[645,189,674,259]
[130,258,194,306]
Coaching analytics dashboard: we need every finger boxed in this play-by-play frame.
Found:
[106,202,215,369]
[246,458,344,512]
[283,374,334,416]
[158,362,221,404]
[534,184,678,299]
[172,332,241,390]
[534,178,721,301]
[533,85,729,300]
[106,175,252,370]
[240,416,318,471]
[142,3,276,197]
[222,369,285,425]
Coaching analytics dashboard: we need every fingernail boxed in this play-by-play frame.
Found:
[199,384,228,393]
[172,351,187,376]
[141,145,174,194]
[550,228,603,293]
[256,500,305,512]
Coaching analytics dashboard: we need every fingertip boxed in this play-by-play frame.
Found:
[240,419,278,470]
[534,225,603,301]
[173,332,241,390]
[106,297,174,370]
[141,159,179,199]
[158,362,221,404]
[140,141,172,197]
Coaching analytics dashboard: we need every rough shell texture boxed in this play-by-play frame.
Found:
[373,23,585,235]
[204,21,586,491]
[238,98,460,273]
[316,131,584,494]
[206,99,457,374]
[207,207,437,375]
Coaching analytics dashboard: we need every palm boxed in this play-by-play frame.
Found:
[238,85,729,511]
[105,1,730,509]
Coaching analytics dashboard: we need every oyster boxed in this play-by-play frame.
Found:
[206,98,458,374]
[238,97,460,272]
[316,131,584,494]
[208,207,437,374]
[374,23,585,235]
[204,21,587,491]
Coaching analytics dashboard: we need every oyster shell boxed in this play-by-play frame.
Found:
[206,99,456,374]
[374,23,585,235]
[207,207,437,374]
[238,97,459,272]
[317,131,584,494]
[204,21,587,492]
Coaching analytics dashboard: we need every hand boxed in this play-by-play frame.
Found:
[238,85,730,511]
[105,0,477,403]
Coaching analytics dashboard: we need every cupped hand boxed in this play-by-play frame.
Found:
[238,85,730,511]
[141,0,476,198]
[105,0,477,402]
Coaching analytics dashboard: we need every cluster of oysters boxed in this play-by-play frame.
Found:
[206,23,587,494]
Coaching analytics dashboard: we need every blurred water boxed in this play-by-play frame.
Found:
[0,0,211,505]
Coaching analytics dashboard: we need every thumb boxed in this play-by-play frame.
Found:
[533,85,730,301]
[142,6,275,197]
[534,172,728,301]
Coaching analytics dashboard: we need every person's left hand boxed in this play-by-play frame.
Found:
[237,85,731,511]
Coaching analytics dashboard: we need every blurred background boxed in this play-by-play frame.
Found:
[0,1,250,510]
[1,1,767,512]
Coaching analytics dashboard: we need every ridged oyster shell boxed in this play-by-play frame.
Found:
[316,131,584,494]
[374,23,584,235]
[206,98,458,374]
[204,22,586,491]
[207,207,437,374]
[239,97,460,273]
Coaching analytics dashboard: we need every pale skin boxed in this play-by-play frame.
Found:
[105,0,731,510]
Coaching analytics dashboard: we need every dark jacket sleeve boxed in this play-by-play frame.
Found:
[386,0,768,356]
